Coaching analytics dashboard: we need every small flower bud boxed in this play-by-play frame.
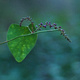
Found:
[43,25,46,28]
[49,22,51,26]
[40,22,43,25]
[40,25,42,27]
[38,24,40,26]
[36,25,38,28]
[46,22,48,25]
[59,26,61,28]
[53,23,57,26]
[50,25,53,28]
[62,29,64,32]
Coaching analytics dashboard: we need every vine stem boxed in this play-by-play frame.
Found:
[0,29,58,45]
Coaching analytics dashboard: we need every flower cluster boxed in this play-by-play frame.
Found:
[35,22,71,42]
[20,16,32,27]
[36,22,58,29]
[20,17,71,42]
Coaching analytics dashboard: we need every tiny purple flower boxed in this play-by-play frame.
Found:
[43,25,46,28]
[36,25,38,28]
[40,22,43,25]
[46,22,48,25]
[49,22,51,25]
[38,24,40,26]
[53,23,57,26]
[59,26,61,28]
[62,29,64,32]
[50,25,53,28]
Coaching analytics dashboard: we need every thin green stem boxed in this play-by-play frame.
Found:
[35,26,41,32]
[0,29,58,45]
[27,26,32,33]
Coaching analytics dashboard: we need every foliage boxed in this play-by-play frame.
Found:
[0,17,71,62]
[7,24,37,62]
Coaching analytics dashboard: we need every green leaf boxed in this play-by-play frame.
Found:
[7,24,37,62]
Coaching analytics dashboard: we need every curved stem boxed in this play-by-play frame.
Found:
[0,29,58,45]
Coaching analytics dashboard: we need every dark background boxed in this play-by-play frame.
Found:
[0,0,80,80]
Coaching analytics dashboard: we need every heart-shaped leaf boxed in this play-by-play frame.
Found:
[7,24,37,62]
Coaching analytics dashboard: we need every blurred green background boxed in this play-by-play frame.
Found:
[0,0,80,80]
